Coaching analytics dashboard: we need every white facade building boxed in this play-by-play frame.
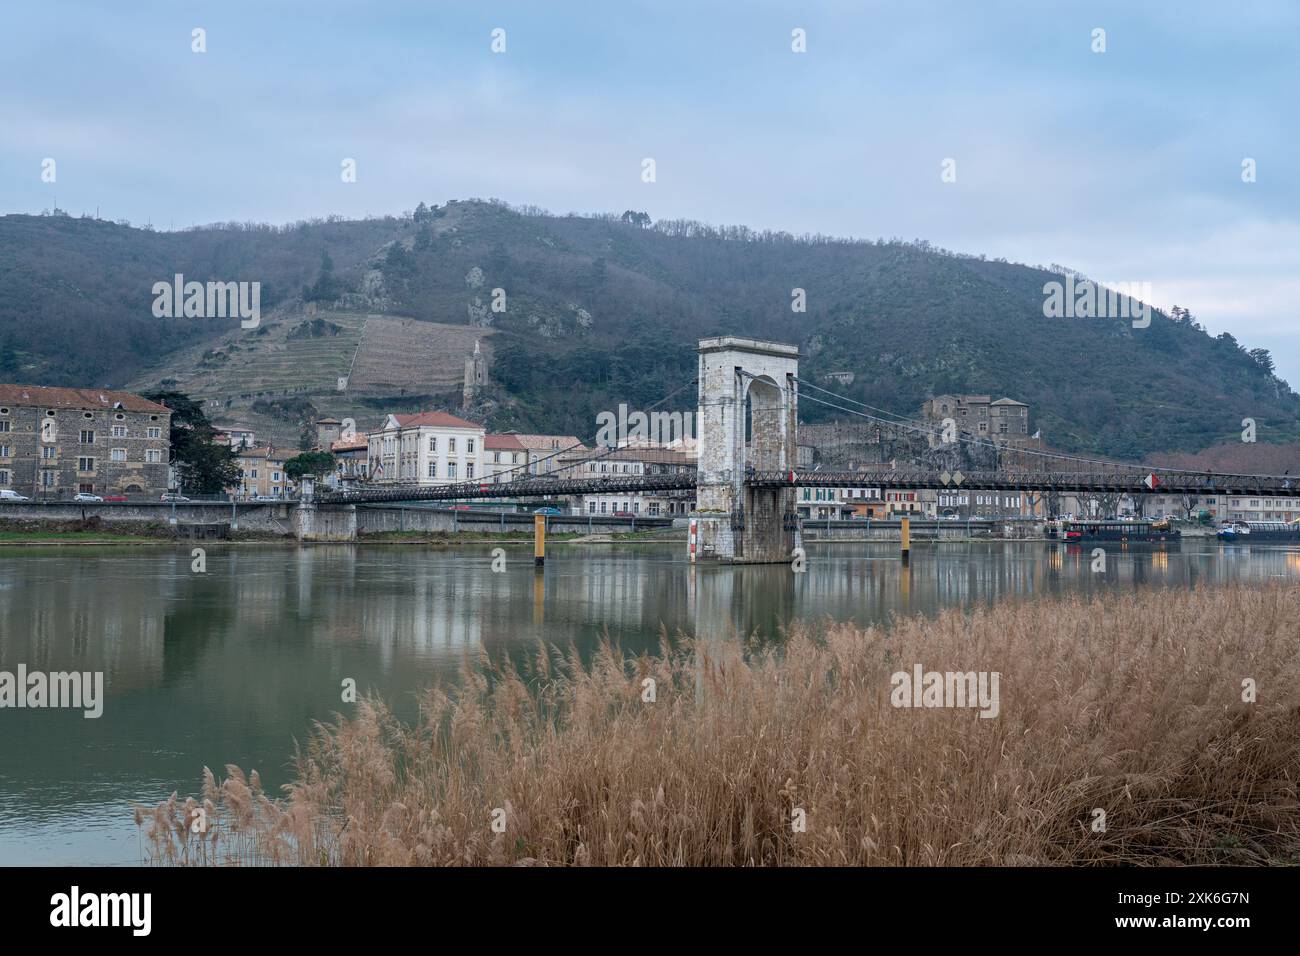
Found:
[367,412,485,485]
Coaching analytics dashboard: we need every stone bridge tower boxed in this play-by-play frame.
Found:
[693,337,800,563]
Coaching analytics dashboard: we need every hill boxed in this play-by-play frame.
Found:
[2,200,1296,458]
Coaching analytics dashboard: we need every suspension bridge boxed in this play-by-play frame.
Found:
[302,336,1300,559]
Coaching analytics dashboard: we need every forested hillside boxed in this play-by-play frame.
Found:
[1,200,1295,458]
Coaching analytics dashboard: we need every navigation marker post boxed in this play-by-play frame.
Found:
[534,513,546,567]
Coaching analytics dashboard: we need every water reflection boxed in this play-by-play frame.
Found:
[0,538,1297,864]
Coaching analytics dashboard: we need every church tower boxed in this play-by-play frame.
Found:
[462,340,487,407]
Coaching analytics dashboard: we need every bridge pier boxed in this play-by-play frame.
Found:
[693,337,800,564]
[292,501,357,541]
[293,479,358,541]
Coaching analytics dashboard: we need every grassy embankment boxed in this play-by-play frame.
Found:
[0,530,163,544]
[137,584,1300,866]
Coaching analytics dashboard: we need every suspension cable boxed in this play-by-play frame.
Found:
[787,377,1288,480]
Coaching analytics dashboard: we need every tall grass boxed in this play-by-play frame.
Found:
[136,584,1300,866]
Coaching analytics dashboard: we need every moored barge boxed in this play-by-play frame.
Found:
[1216,520,1300,543]
[1061,519,1180,544]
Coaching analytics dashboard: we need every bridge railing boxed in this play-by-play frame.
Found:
[318,472,698,504]
[751,470,1300,496]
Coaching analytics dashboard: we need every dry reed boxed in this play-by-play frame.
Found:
[135,583,1300,866]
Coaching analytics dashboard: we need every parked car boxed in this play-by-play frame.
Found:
[612,510,635,517]
[0,489,30,501]
[533,507,564,515]
[160,493,191,502]
[251,495,279,502]
[73,493,104,502]
[102,495,127,502]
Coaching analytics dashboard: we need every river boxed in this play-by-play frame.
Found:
[1,538,1297,864]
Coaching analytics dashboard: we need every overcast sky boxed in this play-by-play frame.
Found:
[2,0,1298,383]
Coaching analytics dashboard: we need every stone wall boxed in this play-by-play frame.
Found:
[357,506,672,535]
[0,500,295,533]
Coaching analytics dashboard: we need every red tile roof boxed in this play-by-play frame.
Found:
[392,411,482,429]
[0,384,172,415]
[485,434,527,451]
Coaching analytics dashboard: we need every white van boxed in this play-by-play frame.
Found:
[0,490,30,501]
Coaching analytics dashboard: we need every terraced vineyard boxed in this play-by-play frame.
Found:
[128,310,496,449]
[129,311,366,402]
[348,317,492,395]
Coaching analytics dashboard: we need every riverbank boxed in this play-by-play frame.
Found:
[0,517,676,547]
[138,582,1300,867]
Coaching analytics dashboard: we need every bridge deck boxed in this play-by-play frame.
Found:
[318,469,1300,504]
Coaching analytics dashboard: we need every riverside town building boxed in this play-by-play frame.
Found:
[0,385,172,498]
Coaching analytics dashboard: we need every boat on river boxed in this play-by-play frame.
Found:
[1061,518,1180,544]
[1216,520,1300,543]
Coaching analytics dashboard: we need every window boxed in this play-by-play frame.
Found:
[466,464,474,478]
[599,501,607,514]
[0,421,10,433]
[588,501,596,513]
[147,426,161,439]
[428,436,437,453]
[111,448,127,462]
[41,447,55,460]
[78,457,95,472]
[448,437,456,453]
[41,471,55,487]
[0,446,8,458]
[80,429,95,443]
[0,470,11,485]
[447,462,456,478]
[467,439,475,454]
[146,449,162,463]
[112,425,127,438]
[428,461,437,478]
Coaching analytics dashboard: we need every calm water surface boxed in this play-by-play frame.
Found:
[1,538,1297,864]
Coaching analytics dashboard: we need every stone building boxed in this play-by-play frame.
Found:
[462,340,487,407]
[0,385,172,497]
[921,394,1030,444]
[314,418,343,450]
